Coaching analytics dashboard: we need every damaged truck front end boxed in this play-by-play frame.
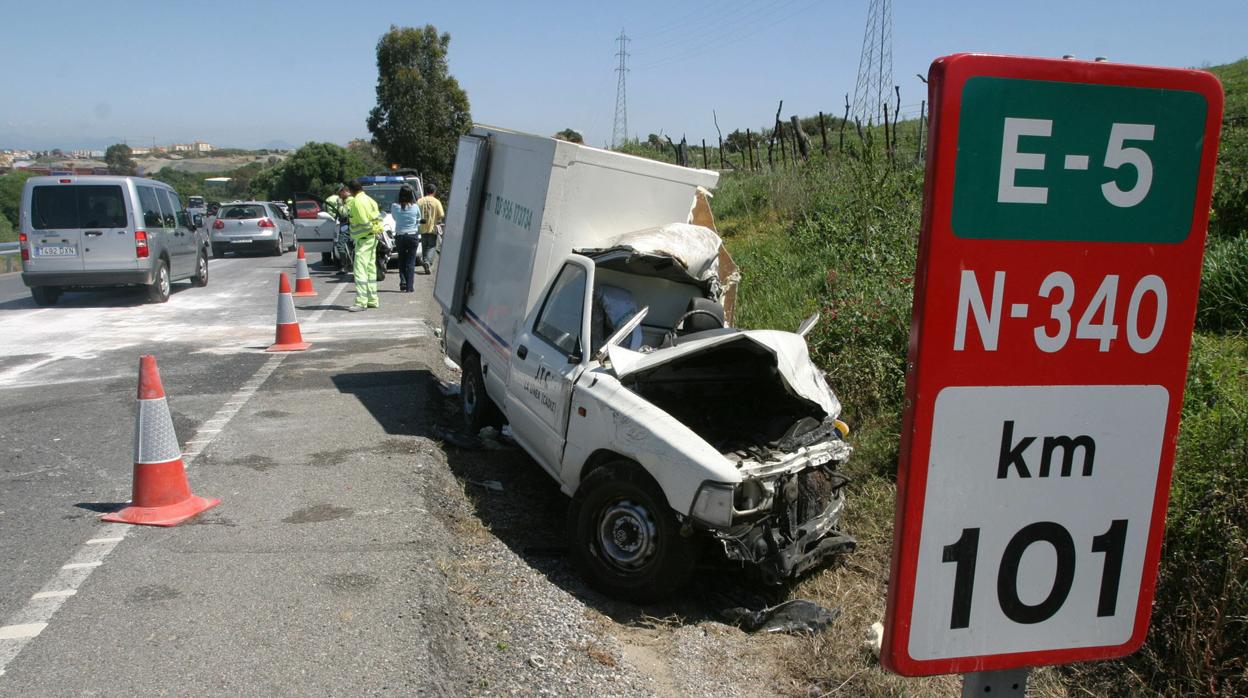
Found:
[566,325,856,598]
[613,330,856,585]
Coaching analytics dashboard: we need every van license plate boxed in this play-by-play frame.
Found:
[231,239,252,244]
[34,246,77,257]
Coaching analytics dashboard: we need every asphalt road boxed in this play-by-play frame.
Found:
[0,252,463,694]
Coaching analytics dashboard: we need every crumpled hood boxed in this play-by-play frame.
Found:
[606,329,841,418]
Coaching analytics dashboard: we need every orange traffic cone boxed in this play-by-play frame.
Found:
[102,356,220,527]
[292,245,316,297]
[268,272,311,352]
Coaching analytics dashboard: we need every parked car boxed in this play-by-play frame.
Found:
[294,199,322,219]
[18,175,210,305]
[210,201,296,257]
[436,127,854,600]
[187,195,207,220]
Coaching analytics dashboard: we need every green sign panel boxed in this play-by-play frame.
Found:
[952,77,1207,243]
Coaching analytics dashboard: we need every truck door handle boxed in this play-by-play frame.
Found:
[84,230,103,237]
[516,345,528,360]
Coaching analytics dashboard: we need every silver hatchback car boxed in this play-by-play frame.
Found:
[19,175,210,305]
[209,201,296,257]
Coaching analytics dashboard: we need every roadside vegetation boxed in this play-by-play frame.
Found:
[616,58,1248,695]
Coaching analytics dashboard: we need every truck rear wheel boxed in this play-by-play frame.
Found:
[30,286,61,306]
[461,350,501,431]
[567,461,700,602]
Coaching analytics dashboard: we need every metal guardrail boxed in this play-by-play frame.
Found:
[0,242,18,255]
[0,242,20,273]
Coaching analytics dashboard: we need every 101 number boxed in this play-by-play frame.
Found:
[942,520,1128,629]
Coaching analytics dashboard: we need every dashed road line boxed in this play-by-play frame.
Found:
[0,278,349,680]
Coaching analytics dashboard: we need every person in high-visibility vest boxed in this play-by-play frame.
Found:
[344,180,382,311]
[323,184,352,274]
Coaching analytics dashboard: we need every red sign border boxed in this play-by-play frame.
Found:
[883,53,1225,677]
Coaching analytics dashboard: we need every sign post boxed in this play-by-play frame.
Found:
[883,54,1223,685]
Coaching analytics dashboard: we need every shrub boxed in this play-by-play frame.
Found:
[1197,235,1248,333]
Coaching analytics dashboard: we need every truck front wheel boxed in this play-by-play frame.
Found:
[461,350,501,431]
[567,461,699,601]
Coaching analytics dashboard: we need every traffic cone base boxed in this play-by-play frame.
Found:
[103,495,220,527]
[269,272,311,351]
[104,356,221,527]
[293,245,317,297]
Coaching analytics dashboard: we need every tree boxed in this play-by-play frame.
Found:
[104,143,137,176]
[367,25,471,189]
[347,138,386,173]
[0,170,38,228]
[554,129,584,144]
[248,142,365,200]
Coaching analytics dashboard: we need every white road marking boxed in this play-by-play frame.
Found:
[0,275,353,680]
[30,591,75,600]
[0,625,46,641]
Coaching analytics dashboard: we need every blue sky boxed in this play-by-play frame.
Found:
[1,0,1244,150]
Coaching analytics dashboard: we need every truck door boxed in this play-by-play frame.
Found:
[506,256,594,476]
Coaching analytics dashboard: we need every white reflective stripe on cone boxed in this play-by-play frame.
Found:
[132,398,182,464]
[276,293,298,325]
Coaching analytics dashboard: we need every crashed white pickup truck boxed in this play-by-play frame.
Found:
[435,126,854,600]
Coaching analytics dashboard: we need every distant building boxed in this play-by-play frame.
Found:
[131,147,151,156]
[194,140,214,153]
[172,143,194,152]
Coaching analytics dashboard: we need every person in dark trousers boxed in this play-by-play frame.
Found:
[390,186,422,292]
[416,182,445,274]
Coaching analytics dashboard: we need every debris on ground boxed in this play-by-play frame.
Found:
[466,478,504,492]
[431,423,483,450]
[865,621,884,657]
[436,379,460,397]
[721,599,842,634]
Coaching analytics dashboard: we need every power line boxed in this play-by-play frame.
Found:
[633,0,817,71]
[612,29,631,148]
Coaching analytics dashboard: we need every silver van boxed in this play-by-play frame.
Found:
[19,175,210,305]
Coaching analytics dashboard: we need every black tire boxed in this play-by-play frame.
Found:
[375,251,387,281]
[288,236,297,252]
[190,249,208,287]
[460,350,502,431]
[271,238,283,256]
[321,252,334,265]
[30,286,60,306]
[147,260,171,303]
[567,462,700,601]
[212,244,224,259]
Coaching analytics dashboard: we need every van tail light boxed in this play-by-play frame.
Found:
[257,218,276,229]
[135,230,149,258]
[212,219,225,229]
[18,232,29,261]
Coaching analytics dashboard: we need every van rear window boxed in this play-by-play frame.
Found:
[219,204,266,220]
[30,185,128,230]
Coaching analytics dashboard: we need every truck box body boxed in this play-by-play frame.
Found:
[436,126,718,381]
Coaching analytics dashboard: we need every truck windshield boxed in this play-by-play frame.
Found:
[30,185,128,230]
[365,187,401,211]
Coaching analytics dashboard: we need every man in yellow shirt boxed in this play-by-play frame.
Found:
[344,180,382,310]
[416,182,445,274]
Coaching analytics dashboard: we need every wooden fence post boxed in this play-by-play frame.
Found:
[818,111,829,155]
[917,99,926,162]
[701,139,708,169]
[840,93,850,153]
[746,129,755,171]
